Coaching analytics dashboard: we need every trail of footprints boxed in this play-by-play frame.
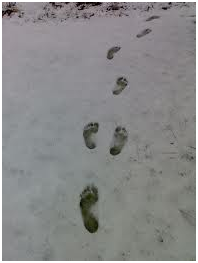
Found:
[80,14,186,237]
[80,16,156,233]
[81,45,129,232]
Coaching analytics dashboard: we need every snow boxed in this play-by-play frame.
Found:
[2,3,196,261]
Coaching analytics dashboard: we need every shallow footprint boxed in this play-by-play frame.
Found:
[80,185,99,233]
[113,77,128,95]
[107,46,121,60]
[136,28,152,38]
[83,122,99,149]
[110,126,128,155]
[146,15,160,21]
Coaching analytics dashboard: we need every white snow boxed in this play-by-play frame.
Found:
[2,3,196,261]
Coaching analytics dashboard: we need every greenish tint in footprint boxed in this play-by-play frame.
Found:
[80,185,99,233]
[136,28,152,38]
[107,46,121,60]
[83,122,99,149]
[110,126,128,155]
[113,77,128,95]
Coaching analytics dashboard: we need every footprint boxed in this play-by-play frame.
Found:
[80,185,99,233]
[113,77,128,95]
[136,28,152,38]
[83,122,99,149]
[145,15,160,21]
[107,46,121,60]
[110,126,128,155]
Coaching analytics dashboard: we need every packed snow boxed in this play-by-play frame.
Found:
[2,2,196,260]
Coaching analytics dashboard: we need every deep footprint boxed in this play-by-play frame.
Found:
[113,77,128,95]
[136,28,152,38]
[107,46,121,60]
[80,185,99,233]
[146,15,160,21]
[83,122,99,149]
[110,126,128,155]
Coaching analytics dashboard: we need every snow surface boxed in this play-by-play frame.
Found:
[3,2,196,261]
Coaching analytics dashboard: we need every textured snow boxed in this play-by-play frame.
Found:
[2,2,196,261]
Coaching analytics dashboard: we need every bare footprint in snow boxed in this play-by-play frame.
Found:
[83,122,99,149]
[146,15,160,21]
[137,28,152,38]
[113,77,128,95]
[110,126,128,155]
[107,46,121,60]
[80,185,99,233]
